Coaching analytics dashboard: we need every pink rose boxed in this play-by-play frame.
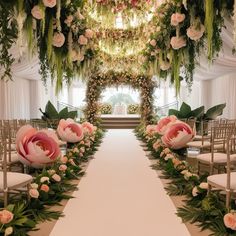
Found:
[153,140,161,151]
[16,125,61,168]
[78,35,88,45]
[57,118,84,143]
[0,210,14,224]
[146,125,157,136]
[52,32,65,47]
[224,212,236,230]
[82,122,95,135]
[31,5,43,20]
[161,122,194,149]
[170,36,186,50]
[160,61,170,71]
[156,115,177,135]
[52,174,61,182]
[69,159,76,166]
[171,13,185,26]
[150,39,157,47]
[75,10,85,20]
[43,0,56,8]
[59,164,67,171]
[60,156,68,164]
[187,24,205,41]
[64,15,73,27]
[40,184,50,192]
[85,29,94,39]
[29,188,39,198]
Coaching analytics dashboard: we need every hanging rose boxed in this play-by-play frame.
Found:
[156,115,177,135]
[171,13,185,26]
[52,32,65,47]
[170,36,186,50]
[161,122,194,149]
[78,35,88,45]
[85,29,94,39]
[43,0,56,8]
[187,24,205,41]
[149,39,157,47]
[31,5,43,20]
[224,212,236,230]
[16,125,61,168]
[160,61,170,71]
[57,119,84,143]
[64,15,74,27]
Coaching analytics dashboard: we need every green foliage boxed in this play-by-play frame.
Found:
[169,102,226,121]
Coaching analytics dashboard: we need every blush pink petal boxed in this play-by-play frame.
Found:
[16,125,37,147]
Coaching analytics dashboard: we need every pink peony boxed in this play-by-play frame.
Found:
[59,164,67,171]
[156,115,177,135]
[171,13,185,26]
[170,36,186,50]
[150,39,157,47]
[31,5,43,20]
[43,0,56,8]
[187,24,205,41]
[52,32,65,47]
[85,29,94,39]
[161,122,194,149]
[78,35,88,45]
[57,118,84,143]
[0,210,14,224]
[16,125,61,168]
[40,184,50,192]
[82,122,95,135]
[29,189,39,198]
[224,213,236,230]
[64,15,74,27]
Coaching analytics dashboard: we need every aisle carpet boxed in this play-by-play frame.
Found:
[50,130,190,236]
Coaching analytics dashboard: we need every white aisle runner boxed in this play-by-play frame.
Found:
[50,130,190,236]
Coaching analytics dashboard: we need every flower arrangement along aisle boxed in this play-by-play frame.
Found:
[0,120,104,235]
[135,116,236,235]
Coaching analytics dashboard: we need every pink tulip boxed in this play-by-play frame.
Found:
[16,125,61,168]
[156,115,177,135]
[57,119,84,143]
[161,122,194,149]
[224,212,236,230]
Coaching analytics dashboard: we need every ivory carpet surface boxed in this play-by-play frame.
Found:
[50,129,190,236]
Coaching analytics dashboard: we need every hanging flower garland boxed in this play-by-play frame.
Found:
[143,0,234,93]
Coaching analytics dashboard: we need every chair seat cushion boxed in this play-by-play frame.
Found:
[187,141,211,148]
[197,153,236,164]
[208,173,236,190]
[0,172,32,189]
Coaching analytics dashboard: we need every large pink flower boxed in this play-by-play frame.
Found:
[16,125,61,168]
[82,122,95,135]
[161,122,194,149]
[156,115,177,135]
[171,13,185,26]
[224,212,236,230]
[170,36,186,50]
[57,119,84,143]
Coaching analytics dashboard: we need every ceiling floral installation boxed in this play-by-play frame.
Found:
[0,0,235,94]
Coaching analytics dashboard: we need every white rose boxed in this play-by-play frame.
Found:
[30,183,38,189]
[40,176,50,183]
[5,226,13,236]
[199,182,209,190]
[192,186,198,197]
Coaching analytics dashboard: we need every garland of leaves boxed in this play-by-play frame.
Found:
[135,123,236,236]
[85,70,156,125]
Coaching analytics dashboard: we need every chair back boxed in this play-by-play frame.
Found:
[0,128,7,193]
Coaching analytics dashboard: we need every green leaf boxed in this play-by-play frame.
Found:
[179,102,191,118]
[67,111,78,119]
[205,103,226,120]
[45,101,59,119]
[58,107,69,119]
[168,109,179,117]
[190,106,205,118]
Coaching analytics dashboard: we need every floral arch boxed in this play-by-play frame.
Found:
[84,71,156,126]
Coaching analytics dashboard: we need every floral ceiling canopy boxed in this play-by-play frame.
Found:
[0,0,234,92]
